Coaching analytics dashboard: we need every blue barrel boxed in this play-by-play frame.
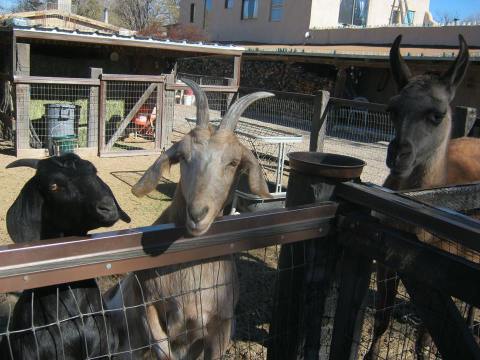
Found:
[45,103,76,138]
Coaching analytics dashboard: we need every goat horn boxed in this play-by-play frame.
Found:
[181,78,210,128]
[219,92,275,131]
[6,159,40,169]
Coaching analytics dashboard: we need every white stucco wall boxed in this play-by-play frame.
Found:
[367,0,430,26]
[309,0,341,28]
[180,0,313,43]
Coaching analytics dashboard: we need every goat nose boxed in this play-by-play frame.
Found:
[96,198,117,217]
[188,206,209,223]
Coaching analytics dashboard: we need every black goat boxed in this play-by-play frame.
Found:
[1,153,131,360]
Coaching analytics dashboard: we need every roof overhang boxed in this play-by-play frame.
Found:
[11,27,244,56]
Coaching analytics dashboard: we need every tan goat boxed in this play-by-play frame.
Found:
[366,35,480,360]
[107,80,273,359]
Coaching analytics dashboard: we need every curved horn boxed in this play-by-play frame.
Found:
[389,35,412,91]
[6,159,40,169]
[219,92,275,131]
[181,78,210,128]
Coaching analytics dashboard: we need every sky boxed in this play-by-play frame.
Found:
[1,0,480,20]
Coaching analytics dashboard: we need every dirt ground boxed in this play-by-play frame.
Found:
[0,140,180,246]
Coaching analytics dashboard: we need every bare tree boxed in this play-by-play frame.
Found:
[434,11,460,24]
[466,12,480,22]
[72,0,103,20]
[15,0,49,11]
[111,0,179,31]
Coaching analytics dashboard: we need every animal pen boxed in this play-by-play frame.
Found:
[0,153,479,360]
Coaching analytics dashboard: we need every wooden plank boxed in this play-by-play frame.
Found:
[402,276,480,360]
[336,182,480,253]
[452,106,478,138]
[14,75,100,86]
[100,74,165,82]
[329,245,372,360]
[339,215,480,308]
[98,80,107,154]
[233,55,242,87]
[105,82,157,151]
[310,90,330,152]
[15,42,30,152]
[99,150,162,158]
[156,82,165,150]
[165,84,238,92]
[88,68,102,148]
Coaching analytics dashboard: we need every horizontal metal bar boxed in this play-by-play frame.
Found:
[13,75,100,85]
[339,214,480,307]
[166,84,238,92]
[329,97,388,112]
[100,74,165,82]
[336,182,480,253]
[0,203,337,292]
[239,87,315,100]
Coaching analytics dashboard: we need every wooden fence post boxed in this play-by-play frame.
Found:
[310,90,330,152]
[267,153,366,360]
[162,73,175,150]
[88,67,102,149]
[15,42,30,153]
[98,78,107,155]
[452,106,477,139]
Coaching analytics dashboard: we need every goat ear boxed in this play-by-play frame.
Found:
[442,34,469,101]
[241,145,272,198]
[7,178,43,243]
[132,142,180,197]
[390,35,412,91]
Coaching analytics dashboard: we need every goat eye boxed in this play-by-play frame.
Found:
[49,183,59,192]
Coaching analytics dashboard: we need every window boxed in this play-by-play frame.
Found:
[190,3,195,23]
[225,0,234,9]
[406,10,415,25]
[206,0,212,11]
[242,0,258,19]
[338,0,369,26]
[270,0,283,21]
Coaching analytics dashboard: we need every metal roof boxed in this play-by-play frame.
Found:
[9,26,245,56]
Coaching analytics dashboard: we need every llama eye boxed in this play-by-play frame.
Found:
[427,112,444,125]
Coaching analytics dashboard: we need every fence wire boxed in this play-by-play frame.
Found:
[16,83,96,154]
[0,243,315,360]
[323,101,394,185]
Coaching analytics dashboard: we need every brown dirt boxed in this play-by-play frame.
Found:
[0,140,180,246]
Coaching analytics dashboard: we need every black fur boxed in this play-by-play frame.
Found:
[1,153,130,359]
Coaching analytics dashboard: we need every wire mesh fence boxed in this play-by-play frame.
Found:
[0,242,322,360]
[323,100,394,185]
[102,81,160,154]
[16,83,97,155]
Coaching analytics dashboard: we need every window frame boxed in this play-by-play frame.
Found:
[241,0,258,20]
[190,3,195,23]
[270,0,284,22]
[225,0,234,9]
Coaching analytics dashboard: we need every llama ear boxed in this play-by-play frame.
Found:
[7,178,43,243]
[240,145,272,198]
[442,34,469,101]
[390,35,412,91]
[132,142,181,197]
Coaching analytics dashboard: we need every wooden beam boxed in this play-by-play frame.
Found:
[336,182,480,253]
[339,215,480,308]
[105,83,157,151]
[402,276,480,360]
[165,84,238,93]
[100,74,165,82]
[233,55,241,87]
[15,42,30,152]
[98,79,107,154]
[310,90,330,152]
[14,75,100,86]
[88,68,102,148]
